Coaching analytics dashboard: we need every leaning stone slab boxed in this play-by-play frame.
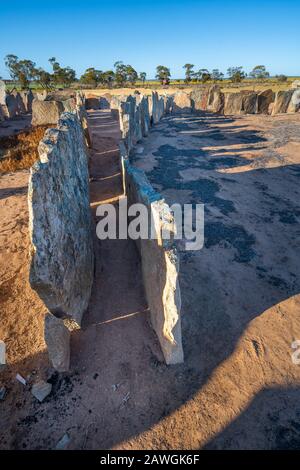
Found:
[31,99,64,125]
[172,92,192,113]
[44,313,71,371]
[19,89,34,112]
[190,87,209,111]
[272,90,293,115]
[257,89,275,114]
[2,94,18,118]
[124,160,183,364]
[224,93,244,115]
[287,89,300,113]
[13,92,27,114]
[241,92,258,114]
[28,113,94,324]
[207,85,224,113]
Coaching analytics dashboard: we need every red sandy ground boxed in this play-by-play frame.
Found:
[0,111,299,449]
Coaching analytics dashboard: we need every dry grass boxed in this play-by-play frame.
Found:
[0,126,48,174]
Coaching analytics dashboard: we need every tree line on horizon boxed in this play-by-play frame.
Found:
[2,54,289,90]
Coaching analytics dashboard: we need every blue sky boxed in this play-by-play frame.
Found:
[0,0,299,79]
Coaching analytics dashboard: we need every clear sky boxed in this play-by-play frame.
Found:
[1,0,299,79]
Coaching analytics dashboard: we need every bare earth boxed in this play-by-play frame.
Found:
[0,110,300,449]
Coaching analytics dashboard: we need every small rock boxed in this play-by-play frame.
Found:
[0,386,6,400]
[16,374,27,386]
[55,433,70,450]
[31,380,52,402]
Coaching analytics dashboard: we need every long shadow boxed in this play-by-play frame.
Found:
[0,186,27,200]
[203,385,300,449]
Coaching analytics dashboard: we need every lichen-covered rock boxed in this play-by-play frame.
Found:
[163,94,173,114]
[44,313,70,371]
[272,90,293,115]
[13,92,27,114]
[257,89,275,114]
[287,89,300,113]
[137,95,150,137]
[0,80,6,105]
[224,93,244,115]
[241,92,258,114]
[172,92,192,113]
[31,99,64,125]
[207,85,224,113]
[28,113,94,325]
[190,87,209,111]
[19,89,34,112]
[61,97,76,113]
[2,94,18,118]
[124,161,183,364]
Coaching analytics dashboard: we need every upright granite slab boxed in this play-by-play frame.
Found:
[124,161,184,364]
[172,92,192,113]
[287,89,300,113]
[257,89,275,114]
[190,87,209,111]
[31,99,64,126]
[224,93,244,115]
[272,90,293,115]
[28,113,94,325]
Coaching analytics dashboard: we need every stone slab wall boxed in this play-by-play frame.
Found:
[124,159,184,364]
[28,112,94,326]
[117,90,184,364]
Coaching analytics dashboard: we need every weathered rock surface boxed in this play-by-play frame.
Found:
[36,91,48,101]
[28,113,94,324]
[163,94,173,114]
[19,89,34,112]
[190,87,209,111]
[13,92,27,114]
[137,95,150,137]
[0,80,6,105]
[0,105,5,122]
[207,85,224,113]
[61,98,76,113]
[31,380,52,402]
[2,94,18,118]
[224,93,244,115]
[291,80,300,89]
[31,99,64,125]
[257,89,275,114]
[272,90,293,115]
[241,92,258,114]
[124,161,184,364]
[44,313,71,371]
[172,92,192,113]
[287,89,300,113]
